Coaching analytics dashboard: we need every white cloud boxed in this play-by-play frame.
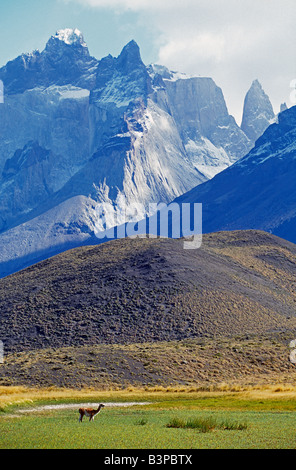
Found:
[64,0,194,11]
[65,0,296,122]
[158,33,226,66]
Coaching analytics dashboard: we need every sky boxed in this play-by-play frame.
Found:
[0,0,295,123]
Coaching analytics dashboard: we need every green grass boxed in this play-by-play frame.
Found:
[1,402,296,449]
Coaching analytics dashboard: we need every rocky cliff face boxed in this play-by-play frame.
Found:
[0,142,55,231]
[0,84,91,185]
[241,79,275,142]
[162,74,251,178]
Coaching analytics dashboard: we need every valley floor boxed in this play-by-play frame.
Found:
[1,386,296,449]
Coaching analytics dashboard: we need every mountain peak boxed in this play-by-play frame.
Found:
[241,79,275,142]
[122,39,140,53]
[246,79,271,102]
[280,102,288,113]
[53,28,87,47]
[117,40,144,73]
[45,28,89,54]
[251,79,262,89]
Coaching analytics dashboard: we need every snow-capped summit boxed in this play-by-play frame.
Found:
[44,27,91,57]
[53,28,87,46]
[241,79,275,143]
[148,64,193,82]
[0,28,97,95]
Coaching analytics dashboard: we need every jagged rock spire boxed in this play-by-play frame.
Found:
[241,79,275,142]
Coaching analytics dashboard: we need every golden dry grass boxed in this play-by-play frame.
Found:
[2,383,296,410]
[1,333,296,389]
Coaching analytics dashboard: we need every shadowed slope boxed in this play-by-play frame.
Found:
[1,230,296,354]
[176,106,296,244]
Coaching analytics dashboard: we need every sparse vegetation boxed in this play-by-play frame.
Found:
[185,417,217,432]
[166,417,186,428]
[1,333,296,389]
[1,232,296,357]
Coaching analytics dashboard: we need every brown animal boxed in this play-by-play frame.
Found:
[78,404,105,422]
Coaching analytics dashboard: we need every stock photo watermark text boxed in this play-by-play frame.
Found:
[0,80,4,104]
[290,79,296,105]
[0,341,3,364]
[94,201,203,250]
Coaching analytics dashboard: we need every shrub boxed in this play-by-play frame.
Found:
[166,416,248,433]
[166,416,216,433]
[219,420,248,431]
[135,418,148,426]
[186,417,216,433]
[166,417,186,429]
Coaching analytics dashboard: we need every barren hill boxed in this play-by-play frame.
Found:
[1,230,296,355]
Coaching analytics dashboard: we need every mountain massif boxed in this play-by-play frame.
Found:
[0,28,275,278]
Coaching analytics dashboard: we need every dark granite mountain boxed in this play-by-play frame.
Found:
[176,105,296,244]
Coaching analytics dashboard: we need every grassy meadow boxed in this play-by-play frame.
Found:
[1,386,296,449]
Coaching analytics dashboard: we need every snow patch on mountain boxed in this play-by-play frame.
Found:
[147,64,193,82]
[185,137,230,179]
[96,72,144,108]
[54,28,87,47]
[57,86,90,100]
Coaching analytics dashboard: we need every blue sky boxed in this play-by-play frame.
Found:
[1,0,295,122]
[0,0,158,66]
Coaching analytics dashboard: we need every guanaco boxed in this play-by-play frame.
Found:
[78,404,105,422]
